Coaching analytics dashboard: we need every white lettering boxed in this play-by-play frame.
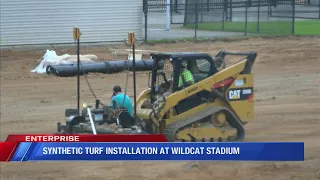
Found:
[105,147,158,155]
[85,147,104,154]
[242,89,252,95]
[228,90,241,99]
[171,147,204,155]
[206,147,240,155]
[25,135,80,142]
[42,147,83,155]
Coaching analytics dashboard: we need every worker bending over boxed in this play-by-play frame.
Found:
[110,85,133,117]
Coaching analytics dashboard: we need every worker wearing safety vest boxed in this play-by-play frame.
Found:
[178,60,195,88]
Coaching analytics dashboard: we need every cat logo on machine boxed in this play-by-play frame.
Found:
[227,88,253,101]
[228,90,241,100]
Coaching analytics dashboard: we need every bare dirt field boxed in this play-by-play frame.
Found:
[1,36,320,180]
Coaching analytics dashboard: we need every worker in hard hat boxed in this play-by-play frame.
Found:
[178,60,194,88]
[110,85,133,117]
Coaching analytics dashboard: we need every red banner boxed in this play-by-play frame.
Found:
[0,142,19,162]
[5,134,167,142]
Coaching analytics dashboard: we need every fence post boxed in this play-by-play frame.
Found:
[200,1,203,23]
[292,0,295,34]
[166,0,171,31]
[267,1,271,20]
[175,0,178,13]
[230,0,233,21]
[318,0,320,19]
[270,2,273,17]
[195,0,199,38]
[144,0,148,42]
[170,0,173,24]
[257,0,260,33]
[224,0,229,21]
[245,0,248,36]
[222,0,226,31]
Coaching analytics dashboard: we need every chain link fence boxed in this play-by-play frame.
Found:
[272,0,320,19]
[143,0,320,41]
[1,0,318,46]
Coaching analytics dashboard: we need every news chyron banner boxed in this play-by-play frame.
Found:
[0,135,304,162]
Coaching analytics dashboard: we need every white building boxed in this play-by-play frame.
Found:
[0,0,143,46]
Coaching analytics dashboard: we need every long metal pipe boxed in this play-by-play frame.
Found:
[46,59,163,77]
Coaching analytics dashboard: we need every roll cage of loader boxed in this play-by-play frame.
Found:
[148,51,256,103]
[149,52,217,102]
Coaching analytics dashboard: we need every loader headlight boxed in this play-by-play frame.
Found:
[82,103,87,108]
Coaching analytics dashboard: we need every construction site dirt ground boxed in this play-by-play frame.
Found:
[0,36,320,180]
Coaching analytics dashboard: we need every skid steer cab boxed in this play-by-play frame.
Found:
[148,52,222,102]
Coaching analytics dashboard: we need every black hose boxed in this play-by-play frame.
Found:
[46,60,156,77]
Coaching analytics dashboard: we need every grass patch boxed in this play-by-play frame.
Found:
[294,20,320,35]
[184,20,320,36]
